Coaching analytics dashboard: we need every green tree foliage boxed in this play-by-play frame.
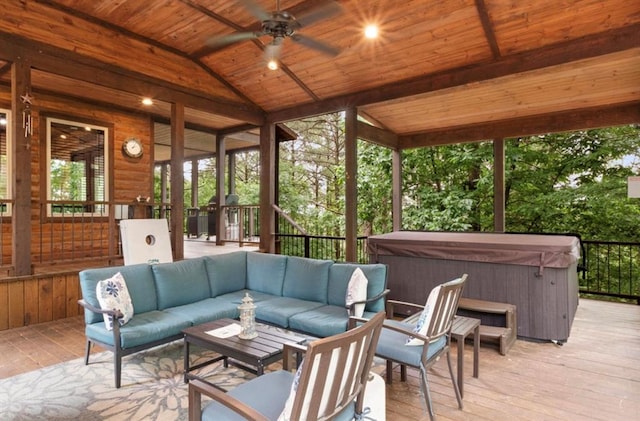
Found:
[505,126,640,240]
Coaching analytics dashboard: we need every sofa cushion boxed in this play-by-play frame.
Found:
[328,263,387,312]
[152,258,211,310]
[282,256,332,303]
[85,310,192,349]
[254,297,325,328]
[288,305,348,337]
[216,289,280,306]
[204,251,247,296]
[79,263,157,324]
[163,297,240,325]
[246,252,287,296]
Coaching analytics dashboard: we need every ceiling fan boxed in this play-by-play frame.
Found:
[207,0,343,68]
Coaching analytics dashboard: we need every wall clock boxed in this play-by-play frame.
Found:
[123,137,143,158]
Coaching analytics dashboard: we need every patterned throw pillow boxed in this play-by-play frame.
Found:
[345,267,368,317]
[96,272,134,330]
[406,284,441,346]
[277,360,304,421]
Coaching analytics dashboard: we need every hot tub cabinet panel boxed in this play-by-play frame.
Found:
[368,232,580,342]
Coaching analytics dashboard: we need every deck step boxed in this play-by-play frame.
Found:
[457,297,517,355]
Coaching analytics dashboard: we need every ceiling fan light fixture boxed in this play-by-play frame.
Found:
[267,59,279,70]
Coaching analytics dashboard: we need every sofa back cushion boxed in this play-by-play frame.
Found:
[282,256,332,303]
[246,252,287,296]
[151,257,211,310]
[79,263,157,324]
[204,251,247,296]
[328,263,387,312]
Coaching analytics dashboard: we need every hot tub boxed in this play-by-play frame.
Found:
[368,231,581,342]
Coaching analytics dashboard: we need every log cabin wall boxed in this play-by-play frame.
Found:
[0,86,154,331]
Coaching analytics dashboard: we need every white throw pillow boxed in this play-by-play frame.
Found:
[96,272,134,330]
[346,267,368,317]
[277,360,304,421]
[406,284,441,346]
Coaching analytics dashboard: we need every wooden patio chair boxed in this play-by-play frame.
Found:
[374,274,467,421]
[188,311,385,421]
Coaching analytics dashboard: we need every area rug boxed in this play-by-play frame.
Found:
[0,342,258,420]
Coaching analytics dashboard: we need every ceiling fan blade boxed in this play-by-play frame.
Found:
[237,0,271,21]
[295,1,343,27]
[290,33,340,56]
[206,31,261,49]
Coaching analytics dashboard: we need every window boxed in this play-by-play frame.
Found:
[0,109,10,216]
[46,118,109,216]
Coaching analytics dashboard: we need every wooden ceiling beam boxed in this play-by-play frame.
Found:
[0,31,265,125]
[357,121,398,149]
[398,102,640,149]
[268,23,640,123]
[474,0,501,58]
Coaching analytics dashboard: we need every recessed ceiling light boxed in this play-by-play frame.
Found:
[267,59,278,70]
[141,98,154,106]
[364,24,379,39]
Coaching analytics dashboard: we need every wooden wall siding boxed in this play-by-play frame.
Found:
[0,84,153,266]
[0,273,82,331]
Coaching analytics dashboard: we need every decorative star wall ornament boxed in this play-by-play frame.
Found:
[20,93,34,105]
[21,91,34,139]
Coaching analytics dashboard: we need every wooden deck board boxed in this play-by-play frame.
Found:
[0,262,638,420]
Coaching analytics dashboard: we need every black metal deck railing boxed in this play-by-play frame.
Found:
[581,240,640,304]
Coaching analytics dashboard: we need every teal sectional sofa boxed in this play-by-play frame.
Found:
[78,251,388,388]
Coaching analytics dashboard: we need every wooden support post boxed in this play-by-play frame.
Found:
[259,122,276,253]
[493,138,505,232]
[345,108,358,262]
[170,102,185,260]
[11,58,32,276]
[392,149,402,231]
[216,133,226,245]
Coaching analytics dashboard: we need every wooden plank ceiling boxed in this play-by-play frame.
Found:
[0,0,638,154]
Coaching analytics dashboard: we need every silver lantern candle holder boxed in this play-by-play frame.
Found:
[238,292,258,339]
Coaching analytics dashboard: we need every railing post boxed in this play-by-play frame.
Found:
[304,236,310,258]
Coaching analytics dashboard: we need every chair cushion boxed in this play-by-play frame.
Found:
[202,370,294,421]
[204,251,247,296]
[152,258,211,310]
[282,256,332,303]
[95,272,134,330]
[377,319,446,367]
[346,267,368,317]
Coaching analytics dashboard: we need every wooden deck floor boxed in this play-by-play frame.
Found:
[1,298,638,420]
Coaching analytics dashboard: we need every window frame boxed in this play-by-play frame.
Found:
[0,108,11,217]
[45,116,110,217]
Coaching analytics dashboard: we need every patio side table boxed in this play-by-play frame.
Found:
[451,315,480,398]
